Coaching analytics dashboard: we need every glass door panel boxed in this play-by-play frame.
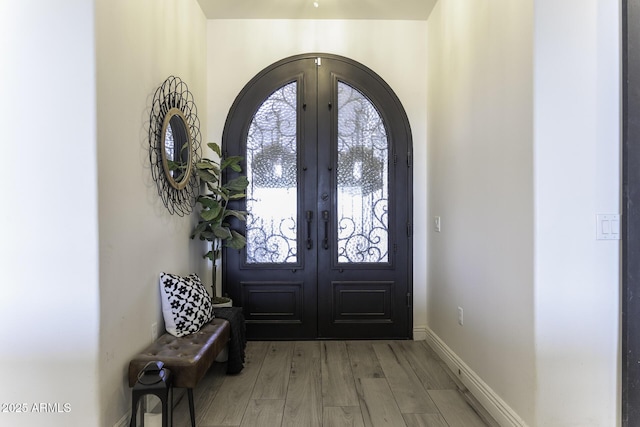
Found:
[245,82,298,264]
[336,81,389,264]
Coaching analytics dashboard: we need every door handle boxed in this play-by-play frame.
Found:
[306,211,313,249]
[322,210,329,250]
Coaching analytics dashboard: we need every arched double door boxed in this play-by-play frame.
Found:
[222,54,413,340]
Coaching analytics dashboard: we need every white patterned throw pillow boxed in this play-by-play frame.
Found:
[159,272,213,337]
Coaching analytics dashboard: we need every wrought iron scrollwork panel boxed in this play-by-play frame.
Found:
[245,82,299,264]
[336,81,389,264]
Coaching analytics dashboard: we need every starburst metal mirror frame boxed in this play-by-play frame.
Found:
[149,76,202,216]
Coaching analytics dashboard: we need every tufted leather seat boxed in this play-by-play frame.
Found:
[128,318,230,427]
[128,318,230,388]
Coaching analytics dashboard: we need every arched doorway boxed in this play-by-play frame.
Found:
[222,53,413,339]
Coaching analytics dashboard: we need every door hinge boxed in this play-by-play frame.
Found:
[315,57,322,66]
[394,243,398,253]
[407,150,412,168]
[407,222,413,238]
[394,153,398,165]
[407,292,412,308]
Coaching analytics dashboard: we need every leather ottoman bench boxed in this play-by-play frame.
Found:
[128,318,230,427]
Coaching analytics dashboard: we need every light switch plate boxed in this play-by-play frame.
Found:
[596,214,621,240]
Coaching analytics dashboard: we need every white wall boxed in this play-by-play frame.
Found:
[427,0,536,423]
[427,0,620,425]
[0,1,100,426]
[207,19,429,331]
[534,0,620,425]
[95,0,207,425]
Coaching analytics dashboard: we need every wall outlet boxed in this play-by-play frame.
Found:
[434,216,441,232]
[457,307,463,326]
[151,322,158,340]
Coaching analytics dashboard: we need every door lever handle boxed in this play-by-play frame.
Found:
[306,211,313,250]
[322,210,329,250]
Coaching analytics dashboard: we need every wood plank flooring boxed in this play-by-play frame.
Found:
[169,340,495,427]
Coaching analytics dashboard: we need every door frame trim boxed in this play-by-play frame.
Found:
[622,0,640,425]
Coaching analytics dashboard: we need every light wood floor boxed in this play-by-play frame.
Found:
[170,340,496,427]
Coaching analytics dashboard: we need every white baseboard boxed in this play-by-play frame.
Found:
[425,328,528,427]
[113,411,130,427]
[413,325,428,341]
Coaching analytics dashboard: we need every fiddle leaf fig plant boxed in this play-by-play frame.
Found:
[191,142,248,302]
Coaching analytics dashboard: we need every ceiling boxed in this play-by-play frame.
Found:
[197,0,437,20]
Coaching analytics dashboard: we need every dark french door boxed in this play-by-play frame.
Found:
[222,54,413,340]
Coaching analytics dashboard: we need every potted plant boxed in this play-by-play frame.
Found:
[190,142,249,306]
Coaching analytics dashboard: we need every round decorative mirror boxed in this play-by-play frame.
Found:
[161,108,192,189]
[149,76,201,216]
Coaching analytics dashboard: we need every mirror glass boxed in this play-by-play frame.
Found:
[161,108,192,189]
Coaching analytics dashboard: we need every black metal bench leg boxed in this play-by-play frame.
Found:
[188,388,196,427]
[129,402,137,427]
